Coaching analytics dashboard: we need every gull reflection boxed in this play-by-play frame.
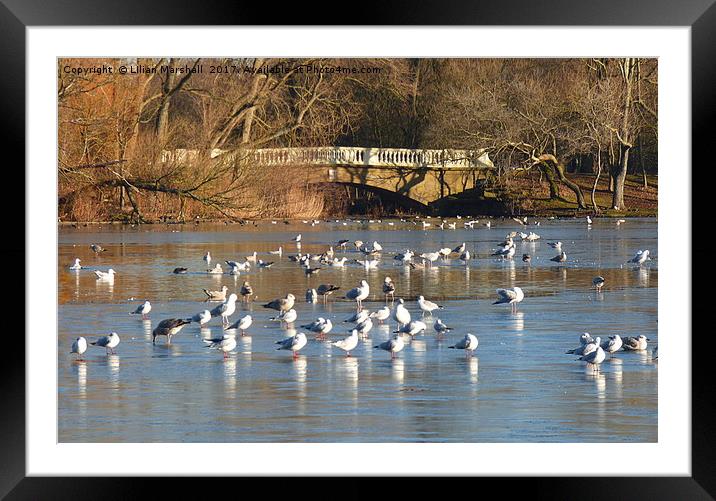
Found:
[76,360,87,398]
[468,357,479,384]
[585,369,607,400]
[342,357,359,395]
[410,339,426,370]
[223,356,237,399]
[107,354,120,390]
[284,327,297,339]
[143,319,153,339]
[391,358,405,384]
[609,357,623,399]
[240,335,252,357]
[638,267,649,288]
[294,356,308,400]
[73,271,80,300]
[509,311,525,332]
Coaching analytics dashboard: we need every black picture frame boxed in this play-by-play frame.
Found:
[3,1,710,498]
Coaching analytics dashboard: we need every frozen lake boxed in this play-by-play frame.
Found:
[58,217,658,442]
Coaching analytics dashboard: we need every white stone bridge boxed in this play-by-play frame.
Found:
[162,146,496,206]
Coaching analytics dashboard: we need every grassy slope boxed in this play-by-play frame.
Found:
[487,172,658,217]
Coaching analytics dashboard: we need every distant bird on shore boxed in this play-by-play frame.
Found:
[152,318,190,345]
[173,267,188,274]
[70,258,82,270]
[449,333,478,357]
[304,266,321,276]
[204,285,228,301]
[203,251,211,267]
[493,287,524,312]
[453,243,466,255]
[306,288,318,303]
[130,300,152,319]
[547,242,562,250]
[586,216,593,225]
[276,332,307,359]
[70,336,87,360]
[337,239,350,249]
[90,244,106,254]
[522,253,531,264]
[375,334,405,359]
[269,246,283,256]
[90,332,120,354]
[258,260,274,269]
[292,234,302,243]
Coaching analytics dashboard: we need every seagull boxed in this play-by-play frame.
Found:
[90,244,106,254]
[344,309,370,324]
[227,314,252,335]
[523,232,540,241]
[207,263,223,274]
[173,267,188,274]
[355,258,379,269]
[292,234,302,243]
[622,335,650,351]
[522,253,531,263]
[628,250,651,265]
[204,334,237,359]
[203,285,229,301]
[301,317,329,336]
[438,248,452,259]
[210,293,238,326]
[566,336,600,356]
[191,309,212,326]
[453,243,466,255]
[493,287,525,312]
[269,246,283,256]
[130,300,152,319]
[276,332,308,359]
[330,257,348,267]
[203,251,211,267]
[304,266,321,276]
[245,251,258,263]
[580,332,594,345]
[317,284,340,303]
[306,288,318,303]
[394,320,427,337]
[383,277,396,303]
[354,317,373,337]
[375,334,405,359]
[601,334,623,354]
[547,242,562,250]
[550,251,567,263]
[332,329,359,357]
[492,243,515,259]
[417,295,443,316]
[593,276,605,291]
[152,318,191,344]
[258,260,274,269]
[90,332,120,354]
[419,252,440,267]
[345,280,370,310]
[70,336,88,360]
[449,333,479,357]
[433,318,452,335]
[460,250,471,263]
[337,239,350,249]
[240,281,253,302]
[70,258,82,270]
[579,345,605,370]
[370,306,391,324]
[586,216,593,225]
[263,293,296,313]
[393,298,411,327]
[93,269,116,280]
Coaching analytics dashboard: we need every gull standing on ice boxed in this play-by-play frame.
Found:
[433,318,452,335]
[394,320,427,337]
[392,298,411,327]
[210,293,238,326]
[276,332,308,359]
[91,332,120,354]
[370,305,391,324]
[152,318,191,344]
[622,335,650,351]
[418,295,443,316]
[383,277,396,303]
[70,258,82,270]
[204,334,237,359]
[263,293,296,313]
[71,336,88,360]
[449,333,479,357]
[628,250,651,265]
[593,276,605,291]
[227,314,252,335]
[579,344,606,370]
[203,251,211,268]
[203,285,229,301]
[493,287,524,313]
[240,281,253,302]
[600,334,623,354]
[191,309,212,326]
[374,334,405,359]
[345,280,370,310]
[130,300,152,319]
[94,269,116,281]
[333,329,359,357]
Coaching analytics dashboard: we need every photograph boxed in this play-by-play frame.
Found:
[57,56,659,443]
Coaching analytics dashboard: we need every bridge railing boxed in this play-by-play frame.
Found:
[162,146,495,169]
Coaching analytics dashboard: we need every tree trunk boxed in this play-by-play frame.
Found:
[538,154,586,209]
[638,135,648,188]
[591,149,601,213]
[612,57,636,210]
[612,145,630,209]
[541,163,560,199]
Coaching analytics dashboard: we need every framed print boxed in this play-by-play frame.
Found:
[3,0,713,498]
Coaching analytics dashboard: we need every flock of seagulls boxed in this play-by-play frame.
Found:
[68,218,655,372]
